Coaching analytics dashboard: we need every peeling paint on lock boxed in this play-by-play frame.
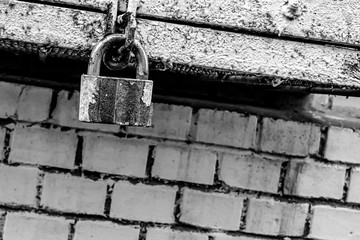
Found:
[79,34,153,126]
[142,81,152,107]
[79,76,99,122]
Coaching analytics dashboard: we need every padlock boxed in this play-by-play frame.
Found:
[79,34,153,126]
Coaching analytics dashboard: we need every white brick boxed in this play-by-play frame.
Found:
[73,221,139,240]
[147,228,208,240]
[82,134,148,177]
[9,126,77,169]
[245,198,308,236]
[309,206,360,240]
[325,127,360,164]
[331,95,360,118]
[260,118,320,156]
[219,153,282,193]
[0,165,39,206]
[152,146,216,185]
[127,103,192,140]
[347,169,360,203]
[211,234,273,240]
[308,94,330,110]
[192,109,257,148]
[50,90,120,132]
[17,86,52,121]
[41,173,107,214]
[110,181,177,223]
[285,160,345,199]
[179,188,243,230]
[0,82,23,118]
[3,212,71,240]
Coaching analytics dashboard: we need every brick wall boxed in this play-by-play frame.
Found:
[0,81,358,240]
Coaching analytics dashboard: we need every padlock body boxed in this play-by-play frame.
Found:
[79,74,153,126]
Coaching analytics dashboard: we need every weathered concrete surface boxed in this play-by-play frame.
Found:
[1,1,360,87]
[34,0,111,11]
[34,0,126,12]
[34,0,360,45]
[134,0,360,45]
[135,19,360,86]
[0,1,107,50]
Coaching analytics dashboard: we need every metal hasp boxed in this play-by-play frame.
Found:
[79,34,153,126]
[103,0,140,71]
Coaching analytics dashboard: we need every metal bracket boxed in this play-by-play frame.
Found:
[106,0,120,34]
[103,0,140,71]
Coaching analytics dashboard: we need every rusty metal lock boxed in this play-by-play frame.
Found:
[79,34,153,126]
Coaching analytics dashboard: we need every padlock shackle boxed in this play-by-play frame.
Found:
[87,34,149,80]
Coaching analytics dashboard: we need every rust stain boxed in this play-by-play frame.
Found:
[281,0,305,20]
[342,58,360,81]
